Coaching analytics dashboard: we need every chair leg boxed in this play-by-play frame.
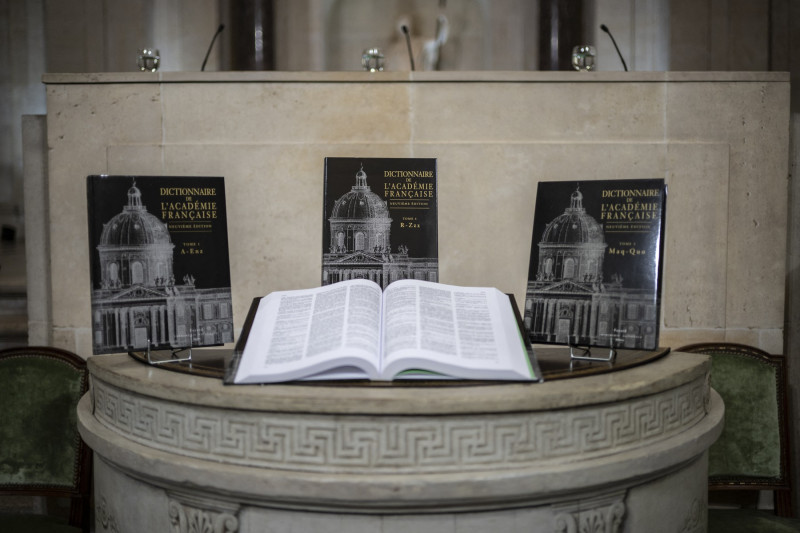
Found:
[68,494,92,533]
[775,489,794,517]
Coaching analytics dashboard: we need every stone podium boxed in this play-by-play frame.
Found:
[78,350,723,532]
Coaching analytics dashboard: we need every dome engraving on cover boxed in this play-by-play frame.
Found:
[99,182,173,247]
[541,188,605,245]
[330,166,390,220]
[96,180,175,291]
[322,158,438,288]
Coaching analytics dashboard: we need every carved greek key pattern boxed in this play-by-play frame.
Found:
[92,377,707,473]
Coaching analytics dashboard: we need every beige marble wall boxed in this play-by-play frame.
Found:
[670,0,771,71]
[39,71,790,356]
[43,0,220,73]
[21,115,51,346]
[273,0,540,71]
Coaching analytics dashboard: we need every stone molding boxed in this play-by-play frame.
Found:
[91,375,707,473]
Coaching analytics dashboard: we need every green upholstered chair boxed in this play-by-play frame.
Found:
[0,346,92,533]
[678,342,800,531]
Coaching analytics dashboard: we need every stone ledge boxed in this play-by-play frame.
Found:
[42,71,791,85]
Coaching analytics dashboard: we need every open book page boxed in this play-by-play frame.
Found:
[233,279,384,383]
[380,280,535,380]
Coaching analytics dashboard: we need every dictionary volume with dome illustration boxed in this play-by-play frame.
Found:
[322,157,438,288]
[86,175,234,355]
[524,179,667,351]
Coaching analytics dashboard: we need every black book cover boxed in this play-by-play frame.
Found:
[86,175,234,354]
[322,157,438,288]
[524,179,667,350]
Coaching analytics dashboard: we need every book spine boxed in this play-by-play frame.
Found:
[223,297,262,384]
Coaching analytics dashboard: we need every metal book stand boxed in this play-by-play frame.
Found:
[143,336,193,366]
[568,339,617,365]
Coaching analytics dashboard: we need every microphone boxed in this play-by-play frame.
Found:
[600,24,628,71]
[401,25,415,71]
[201,24,225,71]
